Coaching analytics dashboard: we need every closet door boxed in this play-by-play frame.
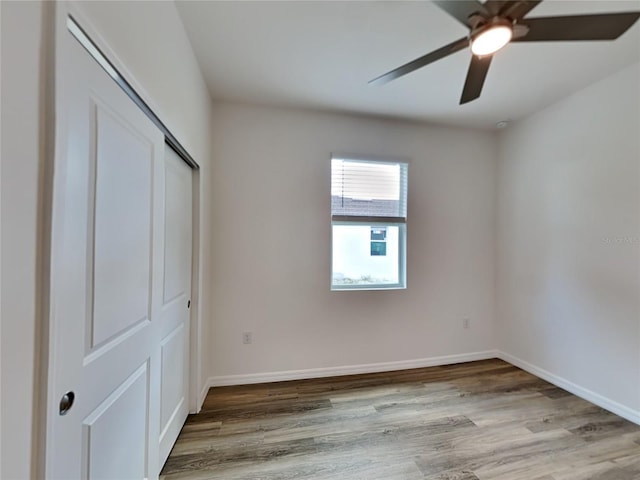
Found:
[47,20,165,479]
[159,145,193,466]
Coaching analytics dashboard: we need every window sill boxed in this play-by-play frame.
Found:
[331,284,406,291]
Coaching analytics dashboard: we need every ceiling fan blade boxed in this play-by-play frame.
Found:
[500,1,543,20]
[432,0,489,27]
[514,12,640,42]
[369,37,469,86]
[460,55,492,104]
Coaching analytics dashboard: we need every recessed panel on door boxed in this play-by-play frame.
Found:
[91,105,153,348]
[160,324,185,434]
[83,362,149,480]
[163,158,191,306]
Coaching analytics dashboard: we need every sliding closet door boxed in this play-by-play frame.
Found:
[159,145,193,465]
[46,18,193,479]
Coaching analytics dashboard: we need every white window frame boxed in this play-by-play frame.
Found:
[330,155,408,291]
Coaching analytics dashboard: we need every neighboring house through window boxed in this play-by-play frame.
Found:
[331,155,408,290]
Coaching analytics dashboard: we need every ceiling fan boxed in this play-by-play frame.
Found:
[369,0,640,104]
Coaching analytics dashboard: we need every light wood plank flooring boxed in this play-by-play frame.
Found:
[161,359,640,480]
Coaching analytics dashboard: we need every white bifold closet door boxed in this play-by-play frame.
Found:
[47,20,192,479]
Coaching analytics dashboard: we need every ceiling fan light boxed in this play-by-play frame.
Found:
[471,24,513,56]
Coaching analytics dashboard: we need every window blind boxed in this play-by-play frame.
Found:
[331,157,408,223]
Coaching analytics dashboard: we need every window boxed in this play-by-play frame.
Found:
[331,156,408,290]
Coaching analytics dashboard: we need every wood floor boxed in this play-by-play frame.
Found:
[161,359,640,480]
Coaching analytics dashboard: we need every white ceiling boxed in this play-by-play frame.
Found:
[176,0,640,129]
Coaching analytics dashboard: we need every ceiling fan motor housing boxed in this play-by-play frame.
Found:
[469,17,514,56]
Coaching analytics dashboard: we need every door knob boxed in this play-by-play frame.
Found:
[59,391,75,415]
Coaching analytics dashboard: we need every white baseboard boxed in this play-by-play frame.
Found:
[496,350,640,426]
[198,350,640,426]
[203,350,497,391]
[197,380,210,413]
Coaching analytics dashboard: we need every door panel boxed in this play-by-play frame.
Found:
[48,22,165,479]
[163,150,192,306]
[160,324,185,430]
[83,363,149,480]
[91,103,154,348]
[158,146,192,465]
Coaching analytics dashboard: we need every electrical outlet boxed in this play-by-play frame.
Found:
[242,332,252,344]
[462,318,471,329]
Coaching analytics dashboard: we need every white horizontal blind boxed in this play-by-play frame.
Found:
[331,157,408,222]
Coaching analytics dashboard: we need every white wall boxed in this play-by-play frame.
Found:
[1,2,50,478]
[0,1,215,477]
[497,63,640,420]
[209,103,497,381]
